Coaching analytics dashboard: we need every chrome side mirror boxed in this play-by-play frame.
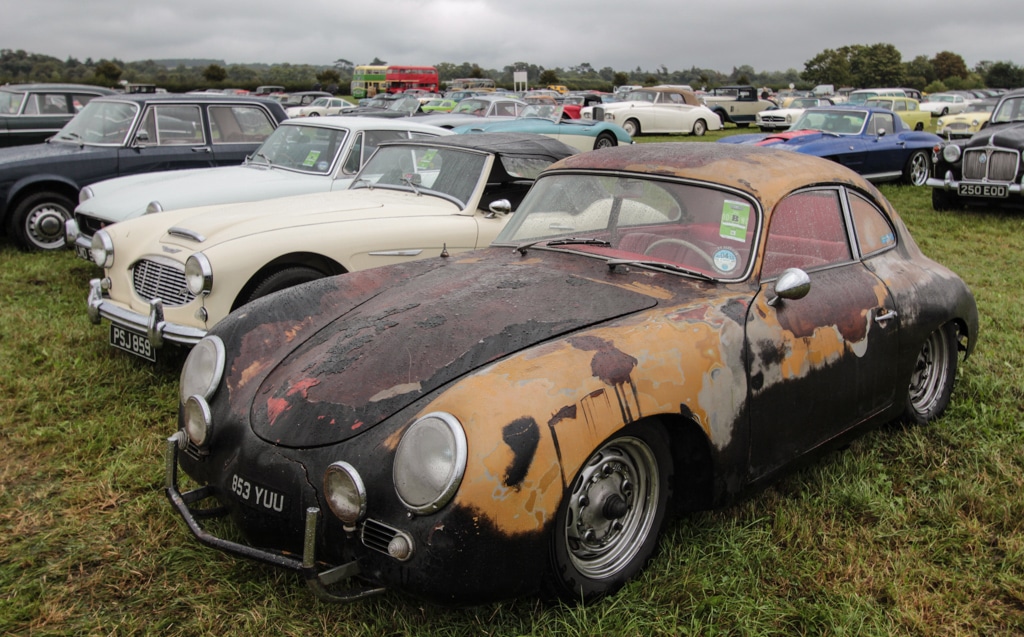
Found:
[767,268,810,306]
[486,199,512,218]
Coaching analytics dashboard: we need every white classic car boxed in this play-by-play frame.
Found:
[67,117,452,258]
[285,97,357,117]
[920,93,971,116]
[756,97,835,131]
[579,87,723,137]
[85,133,577,361]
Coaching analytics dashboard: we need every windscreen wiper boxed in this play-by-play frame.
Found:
[515,237,610,255]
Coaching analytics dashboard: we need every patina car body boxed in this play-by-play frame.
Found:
[927,89,1024,211]
[720,106,942,186]
[166,143,978,605]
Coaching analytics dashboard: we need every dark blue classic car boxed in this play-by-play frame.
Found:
[719,106,943,187]
[0,93,288,251]
[0,83,117,148]
[927,89,1024,211]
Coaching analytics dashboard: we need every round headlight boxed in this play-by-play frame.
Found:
[91,230,114,269]
[79,186,94,204]
[145,200,163,214]
[184,253,213,296]
[393,412,467,514]
[179,335,225,404]
[323,461,367,524]
[943,144,962,163]
[183,395,213,447]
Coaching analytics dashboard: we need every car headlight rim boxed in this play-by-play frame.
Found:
[942,144,962,163]
[79,186,94,204]
[393,412,467,515]
[91,230,114,268]
[184,253,214,296]
[183,394,213,448]
[179,335,225,404]
[324,461,367,524]
[145,200,163,214]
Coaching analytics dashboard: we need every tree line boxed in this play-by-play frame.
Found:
[2,46,1021,95]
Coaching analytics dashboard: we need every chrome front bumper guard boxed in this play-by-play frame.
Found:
[87,278,207,348]
[925,175,1024,195]
[164,432,386,602]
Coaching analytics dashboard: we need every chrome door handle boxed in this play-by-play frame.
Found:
[874,309,897,325]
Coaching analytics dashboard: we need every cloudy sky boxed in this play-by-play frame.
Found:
[5,0,1022,74]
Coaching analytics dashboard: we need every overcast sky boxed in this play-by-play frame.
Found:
[5,0,1022,74]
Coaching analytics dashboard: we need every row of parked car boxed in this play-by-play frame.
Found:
[0,79,999,606]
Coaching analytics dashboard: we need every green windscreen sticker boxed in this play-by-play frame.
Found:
[302,150,322,167]
[720,200,751,242]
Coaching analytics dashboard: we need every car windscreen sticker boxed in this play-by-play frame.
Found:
[713,248,739,272]
[719,200,751,242]
[302,150,321,167]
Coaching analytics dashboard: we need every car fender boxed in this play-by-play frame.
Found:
[2,172,81,222]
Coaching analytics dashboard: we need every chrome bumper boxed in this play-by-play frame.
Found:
[164,432,386,602]
[87,278,208,348]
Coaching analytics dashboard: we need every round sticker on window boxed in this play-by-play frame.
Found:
[713,248,738,273]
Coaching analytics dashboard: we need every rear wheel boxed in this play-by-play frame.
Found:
[692,119,707,136]
[622,119,640,137]
[593,132,617,149]
[903,150,931,186]
[545,421,672,602]
[243,266,325,305]
[902,323,958,425]
[9,191,74,251]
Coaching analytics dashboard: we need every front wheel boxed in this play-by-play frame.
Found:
[545,421,672,602]
[903,150,931,186]
[242,266,326,306]
[9,191,74,251]
[692,119,707,136]
[593,132,617,150]
[902,323,958,425]
[621,118,640,137]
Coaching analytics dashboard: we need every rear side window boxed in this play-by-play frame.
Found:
[139,104,205,145]
[762,190,852,279]
[210,105,276,144]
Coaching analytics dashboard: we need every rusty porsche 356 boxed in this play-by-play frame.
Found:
[165,143,978,605]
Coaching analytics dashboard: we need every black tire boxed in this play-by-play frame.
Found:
[692,119,707,136]
[308,112,320,117]
[903,150,931,186]
[243,266,325,305]
[622,118,640,137]
[940,107,949,116]
[931,187,963,211]
[915,122,924,131]
[9,191,74,251]
[902,323,958,425]
[593,132,617,150]
[545,421,673,602]
[736,122,750,128]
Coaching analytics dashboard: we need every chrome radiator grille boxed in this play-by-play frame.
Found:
[962,148,1020,182]
[131,258,194,306]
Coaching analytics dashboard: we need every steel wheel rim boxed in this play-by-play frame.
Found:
[26,202,71,250]
[910,153,929,185]
[564,436,659,579]
[908,329,951,413]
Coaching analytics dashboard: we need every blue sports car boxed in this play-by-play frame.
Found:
[451,104,632,151]
[718,106,942,186]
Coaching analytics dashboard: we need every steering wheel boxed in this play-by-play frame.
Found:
[643,238,717,270]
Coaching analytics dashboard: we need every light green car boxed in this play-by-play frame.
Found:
[865,96,931,131]
[421,98,457,112]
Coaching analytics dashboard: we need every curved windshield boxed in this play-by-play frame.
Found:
[452,98,490,115]
[791,109,866,134]
[249,124,348,174]
[623,91,657,103]
[352,144,487,208]
[52,100,138,145]
[520,104,561,121]
[991,96,1024,124]
[496,173,758,280]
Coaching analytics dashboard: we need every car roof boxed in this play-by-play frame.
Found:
[630,86,702,106]
[92,93,284,105]
[377,132,577,160]
[0,83,117,93]
[547,143,876,205]
[280,115,450,134]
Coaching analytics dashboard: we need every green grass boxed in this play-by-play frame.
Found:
[1,150,1023,635]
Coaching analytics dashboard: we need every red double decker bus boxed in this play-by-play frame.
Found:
[385,66,439,94]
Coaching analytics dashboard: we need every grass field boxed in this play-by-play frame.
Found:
[1,137,1023,635]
